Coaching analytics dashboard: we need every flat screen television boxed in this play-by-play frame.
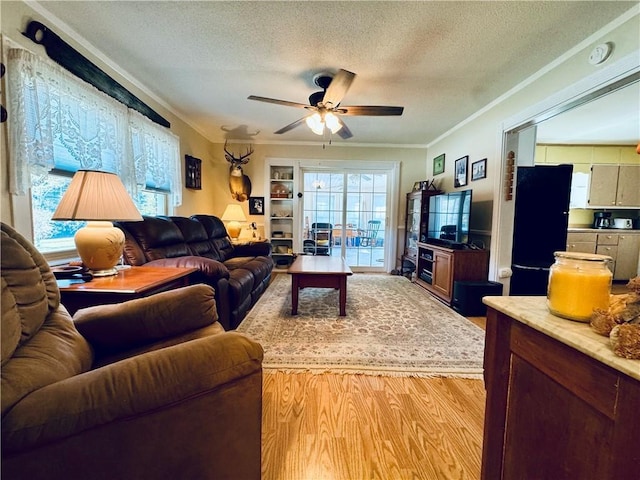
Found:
[426,189,472,246]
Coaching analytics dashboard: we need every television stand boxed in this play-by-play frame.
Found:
[415,242,489,306]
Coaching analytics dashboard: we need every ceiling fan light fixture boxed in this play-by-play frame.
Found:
[306,113,324,135]
[324,112,342,134]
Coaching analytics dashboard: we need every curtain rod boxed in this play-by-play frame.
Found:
[22,20,170,129]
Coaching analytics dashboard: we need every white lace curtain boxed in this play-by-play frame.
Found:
[6,44,182,206]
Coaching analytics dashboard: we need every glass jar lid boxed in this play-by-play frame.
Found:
[554,251,612,263]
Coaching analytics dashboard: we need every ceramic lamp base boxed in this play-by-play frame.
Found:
[74,221,124,276]
[227,221,241,239]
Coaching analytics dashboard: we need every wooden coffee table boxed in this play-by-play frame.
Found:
[58,266,197,315]
[288,255,353,316]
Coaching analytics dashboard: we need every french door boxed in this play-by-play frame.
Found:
[300,166,396,271]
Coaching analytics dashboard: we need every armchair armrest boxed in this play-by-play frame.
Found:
[145,256,230,280]
[2,332,263,453]
[234,241,272,257]
[73,284,217,355]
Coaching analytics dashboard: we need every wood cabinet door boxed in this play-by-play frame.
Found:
[588,164,618,207]
[597,244,618,275]
[432,250,453,298]
[615,234,640,280]
[616,164,640,207]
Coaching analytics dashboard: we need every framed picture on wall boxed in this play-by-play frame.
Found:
[249,196,264,215]
[433,154,445,175]
[471,158,487,181]
[454,156,468,188]
[185,155,202,190]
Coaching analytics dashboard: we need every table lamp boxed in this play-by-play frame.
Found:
[221,204,246,239]
[52,170,143,276]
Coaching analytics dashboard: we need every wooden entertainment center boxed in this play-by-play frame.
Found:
[415,242,489,306]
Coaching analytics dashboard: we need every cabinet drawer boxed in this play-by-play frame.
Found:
[596,245,618,256]
[596,245,617,273]
[566,242,596,254]
[567,232,597,243]
[597,233,619,245]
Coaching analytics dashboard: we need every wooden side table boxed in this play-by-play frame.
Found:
[58,266,197,315]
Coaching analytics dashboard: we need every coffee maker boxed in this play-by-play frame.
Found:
[593,211,612,229]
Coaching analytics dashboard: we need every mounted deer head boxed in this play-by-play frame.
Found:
[224,140,253,202]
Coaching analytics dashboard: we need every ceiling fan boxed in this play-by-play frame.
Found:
[248,69,404,139]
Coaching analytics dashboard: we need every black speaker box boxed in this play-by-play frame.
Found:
[452,281,503,316]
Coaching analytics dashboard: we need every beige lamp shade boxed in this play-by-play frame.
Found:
[221,204,247,239]
[52,170,142,276]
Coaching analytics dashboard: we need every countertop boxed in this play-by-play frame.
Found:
[483,296,640,381]
[568,227,640,233]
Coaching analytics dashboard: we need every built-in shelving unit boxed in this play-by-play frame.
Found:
[265,160,298,269]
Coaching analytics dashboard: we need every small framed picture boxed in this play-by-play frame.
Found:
[412,181,422,191]
[433,154,445,176]
[454,156,468,188]
[471,158,487,181]
[185,155,202,189]
[249,196,264,215]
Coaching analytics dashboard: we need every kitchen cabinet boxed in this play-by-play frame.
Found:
[567,230,640,280]
[616,233,640,280]
[481,297,640,480]
[588,164,640,208]
[415,242,488,305]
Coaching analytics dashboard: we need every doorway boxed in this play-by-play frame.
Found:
[300,167,394,271]
[491,65,639,293]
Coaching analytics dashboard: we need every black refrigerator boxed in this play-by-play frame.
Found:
[510,164,573,295]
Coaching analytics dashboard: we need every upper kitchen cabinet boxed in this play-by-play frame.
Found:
[588,164,640,208]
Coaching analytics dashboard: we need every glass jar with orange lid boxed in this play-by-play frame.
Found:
[547,251,612,322]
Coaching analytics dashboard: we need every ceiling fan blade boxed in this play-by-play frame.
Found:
[248,95,309,109]
[337,105,404,116]
[275,116,308,134]
[322,69,356,108]
[337,119,353,139]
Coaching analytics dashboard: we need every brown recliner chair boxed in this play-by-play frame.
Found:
[1,223,263,480]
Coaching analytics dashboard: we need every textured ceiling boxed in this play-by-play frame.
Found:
[25,1,639,146]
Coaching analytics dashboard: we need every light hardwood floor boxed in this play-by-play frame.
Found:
[261,299,488,479]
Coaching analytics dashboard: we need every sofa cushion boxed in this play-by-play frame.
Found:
[1,310,92,416]
[191,215,235,261]
[1,225,60,358]
[118,216,190,261]
[169,216,219,259]
[224,257,273,288]
[1,223,92,416]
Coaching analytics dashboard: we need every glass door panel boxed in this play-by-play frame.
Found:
[302,170,388,271]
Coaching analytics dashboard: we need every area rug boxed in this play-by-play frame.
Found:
[237,274,486,378]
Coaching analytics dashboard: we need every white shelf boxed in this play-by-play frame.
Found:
[266,160,299,268]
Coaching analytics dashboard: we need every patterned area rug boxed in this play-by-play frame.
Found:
[237,274,485,378]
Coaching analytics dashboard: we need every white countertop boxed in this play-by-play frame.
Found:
[483,296,640,381]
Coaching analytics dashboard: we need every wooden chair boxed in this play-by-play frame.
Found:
[359,220,381,247]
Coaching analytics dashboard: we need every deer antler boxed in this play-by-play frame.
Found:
[224,140,254,164]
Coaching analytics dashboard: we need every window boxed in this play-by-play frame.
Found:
[6,43,181,255]
[30,170,168,253]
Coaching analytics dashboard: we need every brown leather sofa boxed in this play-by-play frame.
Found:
[116,214,274,330]
[1,223,263,480]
